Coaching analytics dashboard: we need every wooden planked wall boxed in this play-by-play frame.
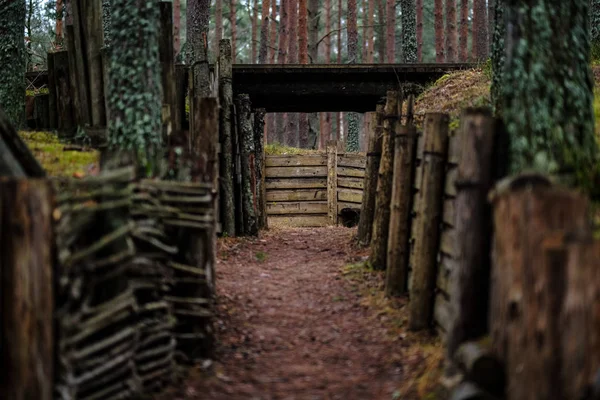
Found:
[265,153,366,227]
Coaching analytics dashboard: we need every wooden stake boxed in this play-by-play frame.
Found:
[47,52,57,129]
[446,109,496,359]
[52,51,75,133]
[254,108,267,230]
[236,94,258,236]
[408,112,449,330]
[327,140,338,224]
[80,0,106,127]
[369,90,399,270]
[356,104,384,246]
[0,179,54,400]
[385,123,417,296]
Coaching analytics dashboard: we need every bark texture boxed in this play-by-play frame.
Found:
[472,0,488,61]
[400,0,417,62]
[230,0,237,62]
[490,0,504,115]
[215,0,223,57]
[444,0,457,62]
[258,0,270,64]
[0,0,26,127]
[187,0,211,97]
[346,0,359,152]
[236,94,258,235]
[459,0,468,61]
[376,0,386,62]
[308,0,319,148]
[434,0,444,62]
[385,0,395,62]
[219,40,235,236]
[287,0,299,146]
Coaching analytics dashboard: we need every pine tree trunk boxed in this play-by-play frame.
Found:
[258,0,270,63]
[275,0,288,145]
[367,0,375,62]
[434,0,444,62]
[490,0,504,115]
[362,0,368,62]
[236,94,258,235]
[385,0,395,62]
[472,0,488,61]
[108,0,162,166]
[400,0,417,62]
[56,0,64,40]
[251,0,258,63]
[269,0,278,63]
[487,0,494,51]
[459,0,468,61]
[346,0,359,152]
[187,0,211,98]
[444,0,457,62]
[298,0,308,148]
[416,0,423,61]
[0,0,26,128]
[337,0,342,142]
[308,0,319,148]
[230,0,237,62]
[174,0,181,56]
[593,0,600,60]
[321,0,332,149]
[215,0,223,57]
[287,0,298,146]
[503,0,597,191]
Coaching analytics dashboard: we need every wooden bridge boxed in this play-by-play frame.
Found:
[231,63,475,112]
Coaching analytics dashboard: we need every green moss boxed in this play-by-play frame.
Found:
[433,74,451,87]
[265,142,322,155]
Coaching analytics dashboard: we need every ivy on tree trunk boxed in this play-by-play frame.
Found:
[0,0,26,128]
[400,0,417,63]
[503,0,598,194]
[107,0,163,170]
[490,0,504,115]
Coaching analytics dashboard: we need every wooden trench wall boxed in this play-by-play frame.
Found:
[265,149,366,227]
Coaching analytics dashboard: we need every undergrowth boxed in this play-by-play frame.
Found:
[265,142,322,155]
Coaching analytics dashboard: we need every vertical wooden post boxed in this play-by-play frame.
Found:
[369,90,399,270]
[385,123,417,297]
[159,2,176,144]
[232,103,244,236]
[66,1,92,127]
[327,140,338,224]
[218,40,235,236]
[489,176,592,400]
[253,108,267,230]
[0,179,54,400]
[80,0,106,127]
[173,65,187,142]
[52,51,75,133]
[47,52,58,129]
[408,112,449,330]
[235,94,258,236]
[446,109,496,359]
[357,104,384,246]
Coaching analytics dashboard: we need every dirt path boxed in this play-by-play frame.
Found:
[165,227,443,400]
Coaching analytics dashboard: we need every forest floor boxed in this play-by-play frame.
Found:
[158,226,445,400]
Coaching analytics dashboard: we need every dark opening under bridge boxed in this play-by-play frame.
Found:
[231,63,475,112]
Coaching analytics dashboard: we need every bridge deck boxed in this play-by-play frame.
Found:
[232,63,476,112]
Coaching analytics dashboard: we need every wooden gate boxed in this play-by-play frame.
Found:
[265,151,366,227]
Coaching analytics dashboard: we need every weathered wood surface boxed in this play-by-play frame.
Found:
[447,109,497,361]
[265,178,327,189]
[385,124,417,297]
[266,166,328,178]
[267,201,328,215]
[159,2,176,143]
[337,154,367,169]
[454,339,505,396]
[337,166,365,178]
[266,155,327,167]
[235,94,257,235]
[357,105,384,246]
[266,189,327,202]
[327,141,338,224]
[489,175,591,400]
[80,0,106,127]
[47,52,58,129]
[337,188,363,203]
[66,5,91,127]
[0,107,45,177]
[369,91,399,270]
[409,113,449,330]
[337,176,364,189]
[218,40,235,236]
[51,50,75,132]
[253,109,267,229]
[1,179,54,400]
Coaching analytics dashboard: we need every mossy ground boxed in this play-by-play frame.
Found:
[265,142,322,155]
[19,131,99,177]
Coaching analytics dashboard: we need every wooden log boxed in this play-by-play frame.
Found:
[265,155,327,167]
[47,52,58,129]
[489,174,591,400]
[357,105,384,246]
[447,109,497,360]
[368,91,399,270]
[267,201,328,215]
[235,94,258,235]
[254,108,267,229]
[408,112,449,330]
[218,40,235,236]
[265,178,327,190]
[0,179,54,400]
[159,2,176,143]
[80,0,106,127]
[337,176,364,190]
[454,339,505,396]
[327,140,338,224]
[385,123,417,296]
[52,50,75,133]
[337,188,363,203]
[266,189,327,202]
[337,166,365,178]
[337,154,367,168]
[266,166,328,178]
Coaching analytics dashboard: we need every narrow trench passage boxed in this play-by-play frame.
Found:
[162,226,442,400]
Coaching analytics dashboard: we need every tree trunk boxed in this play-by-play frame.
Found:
[187,0,211,98]
[416,0,423,61]
[400,0,417,62]
[385,0,395,62]
[258,0,270,64]
[434,0,444,62]
[503,0,597,193]
[108,0,162,168]
[308,0,319,149]
[56,0,64,41]
[174,0,181,56]
[593,0,600,60]
[215,0,223,57]
[337,0,342,142]
[321,0,332,149]
[276,0,288,145]
[385,123,417,296]
[230,0,237,62]
[369,91,399,270]
[444,0,457,62]
[0,179,54,400]
[490,0,504,115]
[408,113,449,331]
[376,0,386,62]
[459,0,468,61]
[346,0,359,152]
[472,0,488,61]
[236,94,258,235]
[253,108,267,229]
[252,0,258,63]
[269,0,278,63]
[0,0,26,128]
[159,2,176,144]
[298,0,309,148]
[219,40,235,236]
[487,0,494,51]
[366,0,375,63]
[287,0,298,146]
